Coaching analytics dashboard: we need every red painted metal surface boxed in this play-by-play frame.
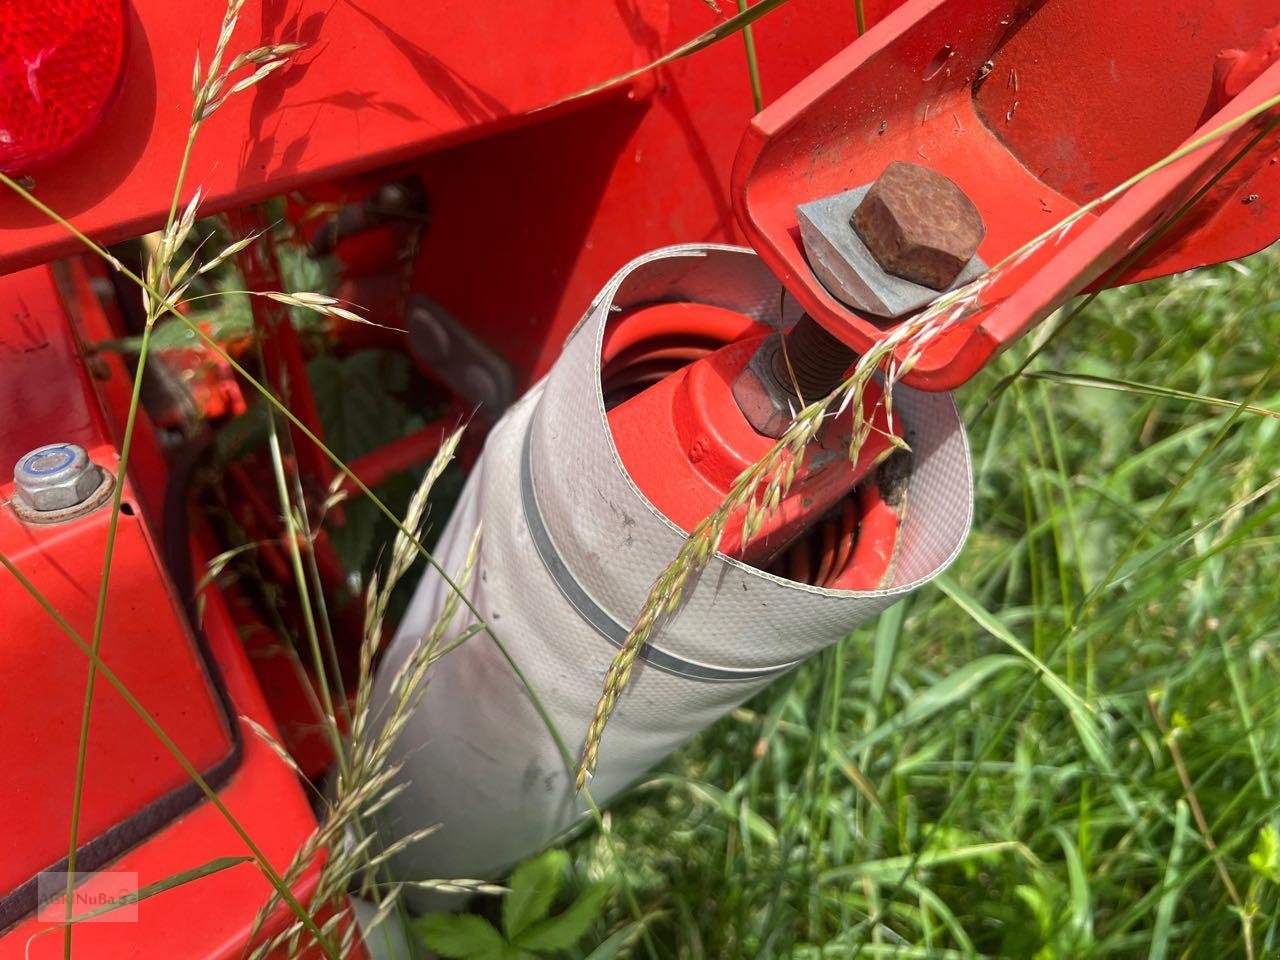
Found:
[2,532,325,959]
[0,460,235,902]
[0,0,915,952]
[7,0,1279,954]
[0,0,663,274]
[0,265,320,955]
[604,302,897,575]
[339,408,464,496]
[402,0,879,388]
[734,0,1280,390]
[48,256,173,521]
[762,479,898,589]
[600,301,761,406]
[832,481,898,590]
[1,0,904,381]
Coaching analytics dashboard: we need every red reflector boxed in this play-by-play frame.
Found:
[0,0,127,174]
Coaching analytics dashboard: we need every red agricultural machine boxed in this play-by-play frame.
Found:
[2,0,1279,956]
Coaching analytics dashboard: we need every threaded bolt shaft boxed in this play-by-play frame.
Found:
[771,315,856,401]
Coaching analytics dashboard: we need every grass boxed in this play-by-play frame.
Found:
[4,2,1278,955]
[567,243,1280,958]
[11,111,1276,960]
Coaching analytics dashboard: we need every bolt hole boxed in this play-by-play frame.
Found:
[922,45,953,81]
[120,502,136,516]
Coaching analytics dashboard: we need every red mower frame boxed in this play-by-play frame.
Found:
[1,0,1279,956]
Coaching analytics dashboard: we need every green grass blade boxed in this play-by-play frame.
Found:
[1052,825,1094,948]
[820,841,1031,884]
[62,317,155,957]
[735,0,765,112]
[1149,800,1191,960]
[869,600,906,708]
[935,575,1091,716]
[841,655,1025,758]
[1024,370,1280,422]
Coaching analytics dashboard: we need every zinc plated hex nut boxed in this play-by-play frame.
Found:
[11,443,113,522]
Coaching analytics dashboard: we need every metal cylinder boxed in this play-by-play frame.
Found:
[370,246,974,895]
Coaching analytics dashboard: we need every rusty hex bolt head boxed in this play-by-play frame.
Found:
[850,161,986,291]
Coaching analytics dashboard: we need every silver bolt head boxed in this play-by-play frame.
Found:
[13,443,103,512]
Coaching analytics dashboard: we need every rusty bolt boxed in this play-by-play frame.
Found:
[850,161,985,291]
[732,316,856,439]
[769,315,855,402]
[732,341,795,439]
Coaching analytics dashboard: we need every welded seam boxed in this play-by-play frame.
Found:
[520,426,791,684]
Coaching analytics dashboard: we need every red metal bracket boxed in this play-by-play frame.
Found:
[733,0,1280,390]
[0,264,320,957]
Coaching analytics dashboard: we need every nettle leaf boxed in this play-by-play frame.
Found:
[309,350,415,464]
[474,948,537,960]
[309,349,423,571]
[503,849,568,940]
[513,884,611,953]
[1249,824,1280,883]
[213,400,271,464]
[414,914,507,959]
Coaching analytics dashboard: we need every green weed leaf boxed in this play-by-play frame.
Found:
[415,914,507,958]
[1150,801,1191,960]
[513,884,611,952]
[309,349,423,570]
[503,849,568,939]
